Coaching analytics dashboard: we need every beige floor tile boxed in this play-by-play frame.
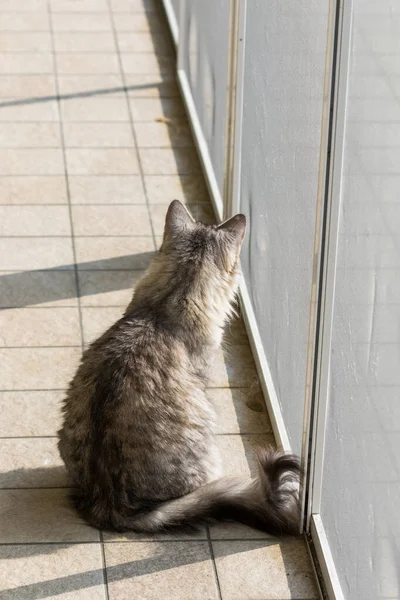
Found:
[217,433,276,479]
[0,74,56,99]
[51,0,109,11]
[117,32,172,54]
[0,438,67,488]
[0,175,67,204]
[113,13,163,32]
[111,0,156,11]
[121,53,172,75]
[0,307,81,347]
[209,345,259,388]
[54,31,116,52]
[63,122,134,148]
[58,74,124,95]
[224,318,249,345]
[0,488,99,543]
[104,542,219,600]
[0,101,59,122]
[213,539,318,599]
[125,73,179,98]
[0,0,47,10]
[61,97,129,122]
[140,148,201,176]
[72,205,151,236]
[57,53,120,75]
[0,543,106,600]
[66,148,139,176]
[81,306,124,344]
[147,204,168,236]
[75,236,154,270]
[0,238,74,271]
[52,13,112,32]
[0,269,78,307]
[103,528,207,543]
[130,97,184,121]
[0,32,51,52]
[0,148,64,175]
[0,347,80,390]
[0,205,70,236]
[206,388,271,435]
[0,52,53,75]
[0,390,63,436]
[0,13,50,31]
[78,270,142,306]
[135,119,193,148]
[69,175,145,204]
[209,522,274,541]
[145,175,209,204]
[0,122,61,148]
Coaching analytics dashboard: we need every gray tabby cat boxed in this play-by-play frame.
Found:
[58,200,300,535]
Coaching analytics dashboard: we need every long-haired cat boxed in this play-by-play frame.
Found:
[58,200,300,535]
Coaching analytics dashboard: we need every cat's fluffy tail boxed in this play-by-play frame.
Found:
[104,449,301,536]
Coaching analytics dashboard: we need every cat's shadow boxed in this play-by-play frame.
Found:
[0,252,154,310]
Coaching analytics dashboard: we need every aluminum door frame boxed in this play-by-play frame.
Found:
[303,0,353,597]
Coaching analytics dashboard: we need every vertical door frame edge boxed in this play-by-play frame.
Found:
[227,0,292,452]
[304,0,353,597]
[176,0,224,221]
[162,0,179,47]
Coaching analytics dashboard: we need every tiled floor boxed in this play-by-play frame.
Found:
[0,1,318,599]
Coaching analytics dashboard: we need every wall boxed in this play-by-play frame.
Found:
[320,0,400,597]
[179,0,231,199]
[239,0,330,454]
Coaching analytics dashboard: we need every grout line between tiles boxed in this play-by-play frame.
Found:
[0,267,143,273]
[0,30,163,34]
[1,306,124,310]
[0,51,172,56]
[0,171,197,176]
[0,344,81,348]
[0,269,147,273]
[0,388,66,393]
[0,202,197,207]
[0,537,274,546]
[106,0,158,250]
[0,384,255,389]
[100,531,111,600]
[47,10,85,345]
[0,172,196,177]
[0,435,58,439]
[207,526,223,600]
[0,433,267,440]
[0,235,153,238]
[0,486,70,490]
[0,144,194,149]
[0,203,145,207]
[0,385,256,393]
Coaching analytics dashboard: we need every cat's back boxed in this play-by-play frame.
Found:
[59,305,215,492]
[64,306,203,425]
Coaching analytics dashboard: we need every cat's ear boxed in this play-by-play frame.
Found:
[164,200,195,238]
[217,214,247,245]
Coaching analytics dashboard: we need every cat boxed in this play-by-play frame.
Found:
[58,200,300,535]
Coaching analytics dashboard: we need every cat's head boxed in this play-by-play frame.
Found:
[131,200,246,332]
[161,199,246,282]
